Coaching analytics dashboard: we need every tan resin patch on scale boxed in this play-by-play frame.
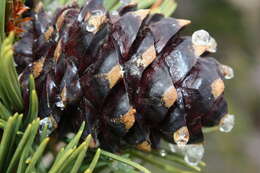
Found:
[211,78,225,98]
[192,42,217,56]
[33,57,45,78]
[105,64,123,88]
[120,107,136,130]
[176,19,191,27]
[61,86,67,103]
[56,9,70,32]
[136,141,151,152]
[137,45,156,68]
[54,40,62,61]
[193,45,208,57]
[44,26,54,40]
[162,86,178,108]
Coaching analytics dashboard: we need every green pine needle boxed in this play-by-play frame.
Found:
[151,150,201,172]
[25,138,50,173]
[70,135,92,173]
[130,150,194,173]
[53,121,85,165]
[101,149,151,173]
[0,32,24,112]
[85,148,101,173]
[0,115,17,171]
[0,101,12,120]
[103,0,118,10]
[134,0,157,9]
[151,0,177,17]
[6,122,32,173]
[0,114,22,171]
[0,0,6,47]
[25,75,39,126]
[5,114,23,170]
[49,148,75,173]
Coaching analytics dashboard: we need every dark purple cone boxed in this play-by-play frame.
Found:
[14,0,231,152]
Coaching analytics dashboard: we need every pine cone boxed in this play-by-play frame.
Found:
[14,0,234,152]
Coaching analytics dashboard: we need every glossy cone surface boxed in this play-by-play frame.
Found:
[14,0,232,152]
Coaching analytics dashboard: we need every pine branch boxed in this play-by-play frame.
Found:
[0,1,231,173]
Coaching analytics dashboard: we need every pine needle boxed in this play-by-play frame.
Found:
[0,101,11,120]
[25,75,39,126]
[70,135,92,173]
[85,148,101,173]
[6,122,33,173]
[25,138,50,173]
[49,148,75,173]
[0,32,23,112]
[101,150,151,173]
[0,115,16,171]
[0,0,6,46]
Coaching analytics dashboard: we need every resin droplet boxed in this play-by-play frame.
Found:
[160,149,167,157]
[173,126,190,148]
[54,33,59,42]
[184,144,205,166]
[111,10,119,16]
[55,100,65,110]
[86,24,96,32]
[192,30,217,53]
[219,114,235,133]
[220,64,234,80]
[208,37,217,53]
[39,116,58,136]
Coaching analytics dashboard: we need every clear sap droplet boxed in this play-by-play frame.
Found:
[55,100,65,110]
[39,117,57,136]
[220,65,234,80]
[184,144,205,166]
[174,127,190,148]
[92,10,104,16]
[192,30,217,53]
[86,24,96,32]
[208,37,217,53]
[219,114,235,133]
[192,30,210,45]
[54,33,59,42]
[176,139,187,148]
[160,149,167,157]
[111,10,119,16]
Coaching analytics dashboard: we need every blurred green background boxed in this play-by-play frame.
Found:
[174,0,260,172]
